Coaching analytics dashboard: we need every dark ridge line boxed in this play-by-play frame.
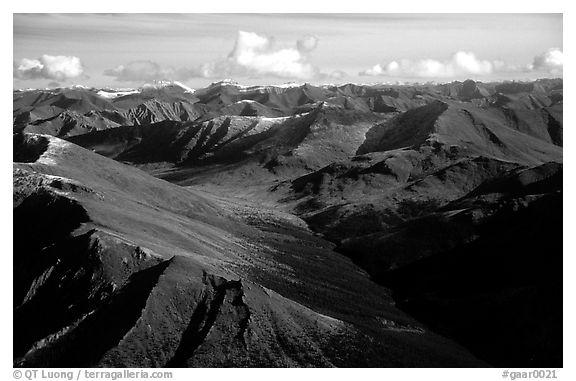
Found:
[172,122,205,163]
[214,119,260,150]
[14,190,91,305]
[165,273,250,367]
[13,133,50,163]
[543,109,562,146]
[229,280,251,351]
[189,120,215,158]
[17,257,174,368]
[461,108,505,148]
[203,117,231,151]
[13,230,99,358]
[28,111,63,126]
[57,113,83,138]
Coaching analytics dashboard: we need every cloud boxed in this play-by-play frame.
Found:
[529,48,563,75]
[360,64,386,77]
[105,31,329,83]
[14,55,84,81]
[206,30,321,79]
[360,49,564,79]
[359,51,502,78]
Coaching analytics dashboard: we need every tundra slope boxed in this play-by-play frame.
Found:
[13,133,483,367]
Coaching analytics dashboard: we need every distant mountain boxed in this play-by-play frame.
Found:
[13,82,204,137]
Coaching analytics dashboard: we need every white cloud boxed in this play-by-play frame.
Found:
[361,64,386,76]
[359,51,502,78]
[529,48,563,75]
[360,49,564,79]
[14,55,84,81]
[210,30,320,79]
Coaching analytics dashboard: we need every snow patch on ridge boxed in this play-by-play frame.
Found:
[97,89,140,99]
[142,80,196,93]
[37,136,73,167]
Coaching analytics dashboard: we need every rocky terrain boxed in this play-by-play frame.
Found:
[13,78,562,367]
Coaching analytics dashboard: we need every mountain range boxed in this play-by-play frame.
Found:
[13,78,563,367]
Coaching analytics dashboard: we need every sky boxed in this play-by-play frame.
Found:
[13,13,563,89]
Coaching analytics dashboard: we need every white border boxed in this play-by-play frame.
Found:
[2,1,573,379]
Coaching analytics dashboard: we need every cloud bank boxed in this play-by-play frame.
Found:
[104,31,331,83]
[360,49,563,79]
[14,55,84,81]
[359,51,506,78]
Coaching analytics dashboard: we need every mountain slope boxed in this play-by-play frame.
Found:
[370,163,563,367]
[13,133,484,367]
[13,78,562,368]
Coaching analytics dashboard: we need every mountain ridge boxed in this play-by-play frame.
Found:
[13,78,563,367]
